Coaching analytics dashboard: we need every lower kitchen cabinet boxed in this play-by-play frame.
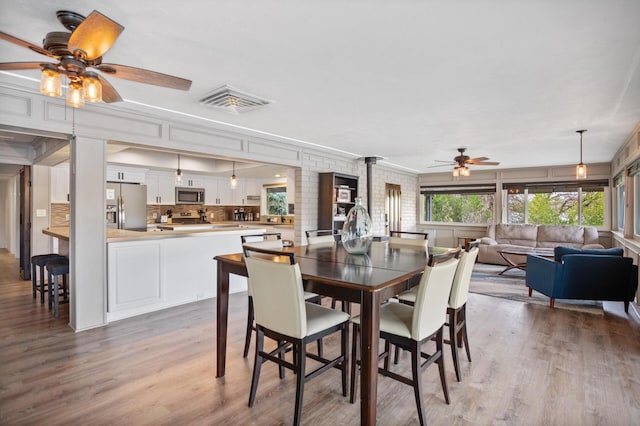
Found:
[106,228,265,321]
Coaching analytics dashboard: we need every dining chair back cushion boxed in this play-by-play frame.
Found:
[448,247,479,310]
[389,236,428,250]
[307,235,336,245]
[245,255,306,338]
[411,258,459,341]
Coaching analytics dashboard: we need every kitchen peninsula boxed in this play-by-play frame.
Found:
[44,225,266,322]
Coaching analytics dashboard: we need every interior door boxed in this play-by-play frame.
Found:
[385,183,401,235]
[19,166,31,280]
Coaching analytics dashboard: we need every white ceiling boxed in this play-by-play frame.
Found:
[1,0,639,174]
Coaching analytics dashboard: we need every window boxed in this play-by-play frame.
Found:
[421,185,495,224]
[265,185,287,215]
[503,181,607,226]
[613,172,624,231]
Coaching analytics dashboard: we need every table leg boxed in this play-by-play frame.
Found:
[216,261,230,378]
[360,291,381,425]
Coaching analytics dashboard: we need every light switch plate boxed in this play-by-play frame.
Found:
[36,209,47,217]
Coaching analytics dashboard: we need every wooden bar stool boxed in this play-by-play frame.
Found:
[46,258,69,318]
[30,254,66,304]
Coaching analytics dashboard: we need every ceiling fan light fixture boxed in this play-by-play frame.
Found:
[66,79,84,108]
[82,72,102,102]
[40,64,62,97]
[576,129,587,180]
[452,166,460,177]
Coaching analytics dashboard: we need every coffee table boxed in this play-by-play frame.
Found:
[497,248,554,275]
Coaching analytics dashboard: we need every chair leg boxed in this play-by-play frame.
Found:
[341,323,349,397]
[293,340,306,426]
[53,273,60,318]
[436,328,450,404]
[624,301,630,313]
[449,308,461,382]
[393,344,401,365]
[248,328,264,407]
[383,340,392,371]
[243,296,254,358]
[550,298,555,309]
[461,305,472,362]
[411,339,427,426]
[278,339,285,379]
[349,323,359,404]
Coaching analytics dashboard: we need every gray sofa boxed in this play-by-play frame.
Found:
[478,224,603,265]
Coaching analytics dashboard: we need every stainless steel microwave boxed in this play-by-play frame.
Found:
[175,187,205,204]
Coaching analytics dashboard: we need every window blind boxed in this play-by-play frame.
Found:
[502,180,608,194]
[420,184,496,195]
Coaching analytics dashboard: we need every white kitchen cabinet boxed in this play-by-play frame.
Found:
[180,173,205,188]
[107,166,147,183]
[146,171,175,205]
[243,179,261,205]
[106,228,266,322]
[50,164,70,203]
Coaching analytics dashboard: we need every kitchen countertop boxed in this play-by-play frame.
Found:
[44,225,269,243]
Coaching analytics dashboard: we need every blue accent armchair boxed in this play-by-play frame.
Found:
[525,247,638,311]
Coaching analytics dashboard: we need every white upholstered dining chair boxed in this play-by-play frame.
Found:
[240,233,322,358]
[350,252,460,426]
[243,246,350,426]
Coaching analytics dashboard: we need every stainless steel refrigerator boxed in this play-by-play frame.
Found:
[106,182,147,231]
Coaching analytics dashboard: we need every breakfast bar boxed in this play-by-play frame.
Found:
[44,225,266,322]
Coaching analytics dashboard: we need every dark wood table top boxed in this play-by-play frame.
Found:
[215,241,458,292]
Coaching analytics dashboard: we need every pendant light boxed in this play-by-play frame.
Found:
[230,161,237,189]
[175,154,183,185]
[576,129,587,180]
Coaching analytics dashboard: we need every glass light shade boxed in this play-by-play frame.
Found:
[82,73,102,102]
[341,197,373,254]
[576,163,587,179]
[452,167,460,177]
[40,66,62,97]
[460,166,470,177]
[66,81,84,108]
[230,174,237,189]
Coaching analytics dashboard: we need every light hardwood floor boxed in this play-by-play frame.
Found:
[1,248,639,425]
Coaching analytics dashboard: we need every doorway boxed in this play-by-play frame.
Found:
[385,183,401,235]
[19,165,31,280]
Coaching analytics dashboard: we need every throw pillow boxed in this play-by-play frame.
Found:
[554,246,624,262]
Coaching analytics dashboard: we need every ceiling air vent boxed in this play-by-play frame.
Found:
[199,85,272,113]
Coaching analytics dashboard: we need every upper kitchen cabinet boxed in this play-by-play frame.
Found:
[146,171,175,205]
[180,174,205,188]
[107,166,146,183]
[243,179,261,205]
[50,164,69,204]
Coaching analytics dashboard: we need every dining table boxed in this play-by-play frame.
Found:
[214,241,454,425]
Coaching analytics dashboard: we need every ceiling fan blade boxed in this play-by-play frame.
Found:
[471,161,500,166]
[96,74,122,103]
[0,31,55,58]
[0,61,50,71]
[433,160,456,164]
[68,10,124,61]
[96,63,192,90]
[428,163,455,168]
[467,157,489,162]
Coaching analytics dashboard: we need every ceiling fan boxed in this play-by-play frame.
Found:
[0,10,192,107]
[430,148,500,176]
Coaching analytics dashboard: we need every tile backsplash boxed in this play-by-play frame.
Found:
[50,203,262,226]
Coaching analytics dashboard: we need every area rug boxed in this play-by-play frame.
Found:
[470,263,603,315]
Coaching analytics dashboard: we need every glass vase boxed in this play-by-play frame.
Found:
[341,197,373,254]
